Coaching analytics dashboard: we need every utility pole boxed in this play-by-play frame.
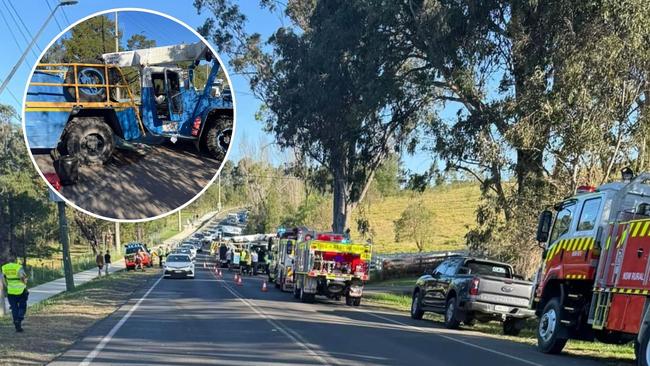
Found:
[57,202,74,291]
[114,11,121,100]
[0,0,78,95]
[218,174,222,211]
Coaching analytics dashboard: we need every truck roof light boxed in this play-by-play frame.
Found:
[576,185,596,194]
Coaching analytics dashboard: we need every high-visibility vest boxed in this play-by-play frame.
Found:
[2,263,26,295]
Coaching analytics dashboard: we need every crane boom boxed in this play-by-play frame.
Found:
[101,42,209,67]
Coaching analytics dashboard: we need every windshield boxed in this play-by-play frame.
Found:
[465,261,511,278]
[167,255,190,262]
[125,246,142,254]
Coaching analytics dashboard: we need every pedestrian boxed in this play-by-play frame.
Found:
[135,250,143,272]
[158,248,164,268]
[1,255,29,332]
[104,250,111,275]
[96,252,105,277]
[251,249,259,276]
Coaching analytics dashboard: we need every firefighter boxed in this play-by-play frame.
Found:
[2,255,29,332]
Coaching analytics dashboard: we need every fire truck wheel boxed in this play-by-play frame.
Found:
[300,288,314,303]
[204,116,232,161]
[537,298,568,354]
[411,291,424,320]
[63,117,115,165]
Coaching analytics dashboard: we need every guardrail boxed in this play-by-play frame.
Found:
[371,250,467,280]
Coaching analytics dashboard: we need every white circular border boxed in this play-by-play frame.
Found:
[21,7,238,223]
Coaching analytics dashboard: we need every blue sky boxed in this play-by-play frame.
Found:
[0,0,434,173]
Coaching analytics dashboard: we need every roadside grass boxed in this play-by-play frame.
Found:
[0,269,159,365]
[363,292,635,365]
[350,183,480,254]
[367,276,419,287]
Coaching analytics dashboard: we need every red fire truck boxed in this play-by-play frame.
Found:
[532,169,650,365]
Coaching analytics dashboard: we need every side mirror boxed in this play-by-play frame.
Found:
[536,210,553,243]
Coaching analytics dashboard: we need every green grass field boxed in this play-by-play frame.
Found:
[350,183,480,254]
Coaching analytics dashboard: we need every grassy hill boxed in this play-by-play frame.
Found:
[350,183,481,254]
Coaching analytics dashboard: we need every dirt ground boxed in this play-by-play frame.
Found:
[0,270,159,365]
[33,141,221,220]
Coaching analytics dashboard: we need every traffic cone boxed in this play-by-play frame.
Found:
[234,273,239,282]
[237,275,243,286]
[218,269,222,277]
[203,262,206,269]
[261,281,268,292]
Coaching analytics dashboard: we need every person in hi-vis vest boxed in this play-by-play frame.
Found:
[1,254,29,332]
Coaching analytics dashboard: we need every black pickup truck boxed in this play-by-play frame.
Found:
[411,256,535,335]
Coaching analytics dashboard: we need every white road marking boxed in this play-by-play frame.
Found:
[213,266,334,365]
[358,309,544,366]
[79,275,163,366]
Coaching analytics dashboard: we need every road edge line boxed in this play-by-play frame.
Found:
[357,309,544,366]
[79,275,163,366]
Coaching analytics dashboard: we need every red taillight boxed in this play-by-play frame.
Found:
[191,117,201,136]
[469,277,480,296]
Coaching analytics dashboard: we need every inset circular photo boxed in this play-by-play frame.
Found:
[22,9,235,221]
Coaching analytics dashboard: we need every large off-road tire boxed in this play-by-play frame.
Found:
[65,66,107,103]
[411,291,424,320]
[61,117,114,165]
[503,317,525,336]
[203,115,232,161]
[444,297,461,329]
[537,298,568,354]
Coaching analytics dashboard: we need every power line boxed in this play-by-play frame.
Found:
[0,77,23,106]
[0,7,24,51]
[60,4,71,25]
[44,0,63,32]
[1,0,40,60]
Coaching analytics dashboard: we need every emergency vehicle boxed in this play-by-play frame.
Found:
[124,242,152,270]
[532,169,650,365]
[293,233,371,305]
[25,42,232,166]
[273,227,311,292]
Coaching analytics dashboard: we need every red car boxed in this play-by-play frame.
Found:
[124,243,153,270]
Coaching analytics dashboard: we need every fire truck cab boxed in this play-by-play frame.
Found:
[532,170,650,365]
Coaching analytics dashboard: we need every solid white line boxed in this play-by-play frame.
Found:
[358,309,543,366]
[215,270,333,365]
[79,275,163,366]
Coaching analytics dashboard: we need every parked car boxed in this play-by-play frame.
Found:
[163,254,195,279]
[410,256,535,335]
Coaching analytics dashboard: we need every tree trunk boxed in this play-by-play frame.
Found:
[332,164,349,233]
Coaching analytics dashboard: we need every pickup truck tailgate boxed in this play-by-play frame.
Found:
[475,276,532,308]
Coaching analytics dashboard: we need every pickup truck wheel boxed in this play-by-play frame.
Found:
[503,317,524,336]
[537,298,568,354]
[63,117,114,165]
[444,297,461,329]
[411,292,424,320]
[204,116,232,161]
[638,327,650,366]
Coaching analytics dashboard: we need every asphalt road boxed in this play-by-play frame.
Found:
[33,141,221,220]
[49,254,612,366]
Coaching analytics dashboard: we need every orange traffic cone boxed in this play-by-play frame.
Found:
[237,275,243,286]
[262,281,268,292]
[234,273,239,282]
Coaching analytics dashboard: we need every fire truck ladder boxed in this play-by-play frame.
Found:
[591,291,612,329]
